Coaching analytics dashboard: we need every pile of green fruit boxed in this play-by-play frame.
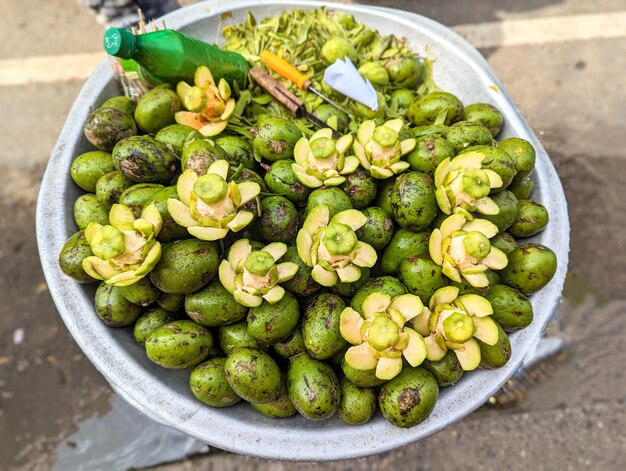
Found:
[58,8,557,428]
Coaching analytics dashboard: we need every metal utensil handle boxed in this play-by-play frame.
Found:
[249,67,302,114]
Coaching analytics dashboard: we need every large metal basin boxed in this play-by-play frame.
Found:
[36,0,569,461]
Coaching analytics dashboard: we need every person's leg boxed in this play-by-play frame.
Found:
[81,0,180,27]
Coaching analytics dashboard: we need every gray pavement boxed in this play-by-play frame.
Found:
[1,0,625,470]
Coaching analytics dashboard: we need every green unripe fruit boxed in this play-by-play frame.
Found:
[399,255,447,304]
[194,173,228,203]
[252,116,302,162]
[190,357,242,408]
[287,353,341,420]
[145,320,212,369]
[100,96,137,116]
[181,138,229,175]
[501,243,557,295]
[150,239,219,294]
[490,232,518,256]
[251,373,297,418]
[71,151,115,192]
[90,225,124,260]
[58,230,97,283]
[218,320,260,355]
[481,190,519,232]
[486,284,533,332]
[263,160,311,204]
[478,322,511,369]
[356,207,394,251]
[422,350,464,387]
[112,135,178,184]
[73,194,109,230]
[280,246,321,297]
[508,199,549,238]
[358,61,389,86]
[321,37,357,64]
[381,229,430,275]
[508,176,534,200]
[443,312,475,343]
[95,171,134,208]
[463,231,492,259]
[134,86,181,134]
[155,124,202,157]
[185,280,248,327]
[341,357,385,387]
[305,187,353,219]
[157,292,185,312]
[133,307,176,345]
[384,54,421,88]
[391,171,438,232]
[225,348,282,403]
[351,276,407,314]
[498,138,536,184]
[273,327,306,359]
[407,92,464,126]
[406,136,455,176]
[94,282,143,327]
[312,104,349,133]
[256,196,299,244]
[337,377,377,425]
[84,107,137,152]
[119,183,164,217]
[378,367,439,428]
[323,222,358,255]
[119,276,162,306]
[341,167,378,209]
[463,103,504,137]
[215,135,257,170]
[247,292,300,345]
[146,186,190,243]
[459,145,516,193]
[302,293,347,360]
[374,177,396,216]
[446,121,493,153]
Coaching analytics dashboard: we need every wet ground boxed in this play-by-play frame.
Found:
[1,0,625,470]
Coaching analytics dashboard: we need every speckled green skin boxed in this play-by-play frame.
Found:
[287,353,341,420]
[71,151,114,192]
[341,357,385,387]
[155,124,202,157]
[146,186,190,243]
[445,121,493,153]
[247,291,299,345]
[95,171,133,208]
[459,145,516,193]
[449,269,499,296]
[378,366,439,428]
[305,187,353,219]
[181,138,228,175]
[391,172,438,232]
[101,96,137,117]
[501,243,557,295]
[302,293,347,360]
[225,347,282,403]
[399,255,448,304]
[331,266,370,298]
[351,276,407,314]
[312,104,349,133]
[145,320,212,369]
[273,327,306,359]
[463,103,504,137]
[150,240,219,294]
[407,92,464,126]
[95,282,143,327]
[257,196,299,244]
[264,160,311,204]
[190,357,242,408]
[251,373,297,418]
[421,350,464,387]
[133,308,176,345]
[73,194,109,230]
[478,322,511,369]
[406,136,455,176]
[280,246,321,297]
[481,190,519,232]
[157,292,185,312]
[232,167,267,191]
[508,176,534,200]
[58,231,97,283]
[374,177,396,216]
[498,138,536,184]
[385,54,421,88]
[390,89,416,110]
[84,107,137,152]
[185,280,248,327]
[356,207,394,251]
[341,167,378,209]
[490,232,518,256]
[218,320,260,355]
[508,199,549,237]
[412,124,449,138]
[252,116,302,162]
[337,376,377,425]
[134,87,181,134]
[119,277,162,306]
[216,135,257,170]
[381,229,430,275]
[119,183,165,217]
[112,136,178,184]
[486,284,533,332]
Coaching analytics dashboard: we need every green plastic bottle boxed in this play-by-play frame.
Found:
[103,27,249,88]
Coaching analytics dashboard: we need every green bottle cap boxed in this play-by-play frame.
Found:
[103,28,137,58]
